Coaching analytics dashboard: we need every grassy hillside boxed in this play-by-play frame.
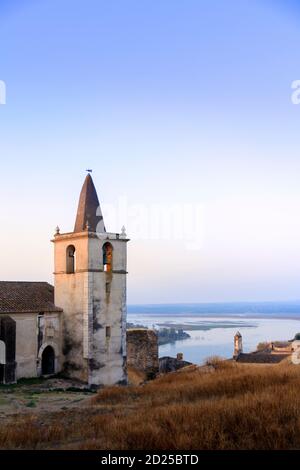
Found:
[1,361,300,449]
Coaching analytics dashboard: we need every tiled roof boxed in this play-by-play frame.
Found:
[236,352,289,364]
[0,282,62,313]
[272,342,291,349]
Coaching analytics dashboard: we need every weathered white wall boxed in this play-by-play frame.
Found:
[88,236,127,386]
[53,231,128,386]
[15,313,38,378]
[292,340,300,351]
[54,234,90,381]
[0,312,62,380]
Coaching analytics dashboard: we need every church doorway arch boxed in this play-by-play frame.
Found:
[41,345,55,375]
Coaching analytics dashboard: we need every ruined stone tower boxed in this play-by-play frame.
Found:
[233,331,243,358]
[52,174,128,387]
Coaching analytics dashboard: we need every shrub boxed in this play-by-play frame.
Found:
[204,355,226,369]
[256,342,270,351]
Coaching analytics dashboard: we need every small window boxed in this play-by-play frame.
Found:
[106,326,111,338]
[103,242,113,272]
[66,245,76,274]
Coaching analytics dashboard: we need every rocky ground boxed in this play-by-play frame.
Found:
[0,377,95,421]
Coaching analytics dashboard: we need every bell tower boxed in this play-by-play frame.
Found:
[52,174,128,387]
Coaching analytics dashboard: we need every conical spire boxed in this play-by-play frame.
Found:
[74,174,106,233]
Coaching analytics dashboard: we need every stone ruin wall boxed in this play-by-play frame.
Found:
[126,329,159,379]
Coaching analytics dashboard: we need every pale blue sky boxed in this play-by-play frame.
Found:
[1,0,300,303]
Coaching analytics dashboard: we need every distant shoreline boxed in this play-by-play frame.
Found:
[128,312,300,321]
[128,301,300,320]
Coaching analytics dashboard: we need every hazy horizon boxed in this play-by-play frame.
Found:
[127,300,300,317]
[128,300,300,306]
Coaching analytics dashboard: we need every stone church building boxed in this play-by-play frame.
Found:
[0,174,129,387]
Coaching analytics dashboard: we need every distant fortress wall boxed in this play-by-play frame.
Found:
[127,329,159,379]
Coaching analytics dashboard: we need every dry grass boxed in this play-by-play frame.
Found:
[127,366,147,385]
[2,361,300,449]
